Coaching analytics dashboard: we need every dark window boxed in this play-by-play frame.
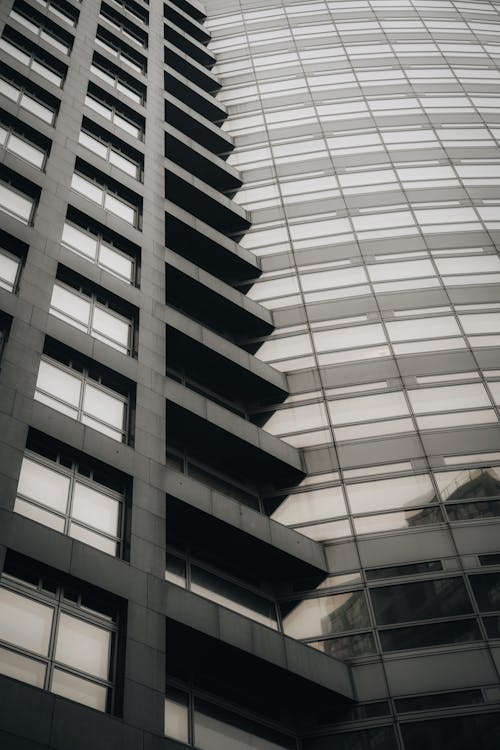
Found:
[469,573,500,612]
[366,560,443,581]
[446,500,500,522]
[400,713,500,750]
[303,726,398,750]
[479,553,500,567]
[309,632,376,661]
[395,690,484,713]
[379,618,481,652]
[370,578,473,625]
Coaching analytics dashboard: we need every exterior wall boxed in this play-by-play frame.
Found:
[205,0,500,747]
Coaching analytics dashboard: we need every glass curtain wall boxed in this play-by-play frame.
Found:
[205,0,500,746]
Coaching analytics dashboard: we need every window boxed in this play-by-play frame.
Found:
[0,246,21,291]
[95,31,145,74]
[49,278,133,354]
[0,121,46,169]
[78,129,140,178]
[34,355,129,442]
[0,176,36,224]
[99,5,147,48]
[0,74,56,124]
[85,89,142,139]
[281,590,370,640]
[61,219,135,283]
[0,556,118,711]
[15,448,125,556]
[9,7,71,54]
[31,0,77,27]
[0,34,64,87]
[71,172,138,226]
[90,57,143,104]
[370,577,473,626]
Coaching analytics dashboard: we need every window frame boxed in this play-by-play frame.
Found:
[70,171,138,227]
[14,449,125,557]
[0,35,65,88]
[34,354,129,443]
[61,219,136,285]
[0,564,118,712]
[49,278,134,355]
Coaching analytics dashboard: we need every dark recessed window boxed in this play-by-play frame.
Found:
[0,68,58,124]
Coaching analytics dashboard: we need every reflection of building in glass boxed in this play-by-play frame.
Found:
[0,0,500,748]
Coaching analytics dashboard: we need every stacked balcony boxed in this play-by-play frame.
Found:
[164,0,356,732]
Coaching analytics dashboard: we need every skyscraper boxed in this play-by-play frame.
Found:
[0,0,499,748]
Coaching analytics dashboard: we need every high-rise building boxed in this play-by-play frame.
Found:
[0,0,499,748]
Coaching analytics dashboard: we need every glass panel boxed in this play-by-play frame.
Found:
[109,150,137,176]
[104,193,135,224]
[0,588,53,655]
[51,668,107,711]
[55,612,110,679]
[447,499,500,522]
[7,134,44,168]
[71,174,103,204]
[82,384,124,432]
[191,566,277,629]
[262,403,327,434]
[0,184,33,222]
[0,251,19,290]
[69,524,117,556]
[329,391,408,425]
[72,482,119,536]
[165,689,189,742]
[17,457,70,512]
[309,632,376,660]
[14,497,65,531]
[91,307,129,351]
[294,519,351,541]
[408,384,490,413]
[281,590,370,639]
[194,700,296,750]
[97,244,131,282]
[61,223,98,260]
[314,323,386,352]
[50,285,91,331]
[400,712,500,750]
[470,573,500,612]
[386,317,460,341]
[354,506,443,535]
[0,645,46,687]
[370,578,473,625]
[271,486,346,525]
[36,360,81,408]
[20,93,53,123]
[380,619,481,652]
[346,475,436,514]
[78,131,107,159]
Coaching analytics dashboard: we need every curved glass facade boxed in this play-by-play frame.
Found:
[206,0,500,746]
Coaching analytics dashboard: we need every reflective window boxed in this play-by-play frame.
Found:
[90,60,143,104]
[0,247,21,291]
[0,562,116,711]
[71,172,137,225]
[408,383,491,413]
[50,280,132,354]
[14,451,124,556]
[380,618,481,653]
[79,130,139,178]
[84,93,141,138]
[61,221,135,283]
[435,467,500,501]
[271,486,347,526]
[0,123,45,168]
[370,577,473,625]
[281,590,370,640]
[401,713,500,750]
[470,573,500,613]
[0,36,63,86]
[34,356,128,442]
[346,475,436,514]
[0,76,55,123]
[0,181,35,224]
[9,9,70,54]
